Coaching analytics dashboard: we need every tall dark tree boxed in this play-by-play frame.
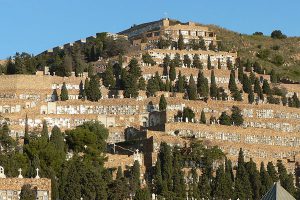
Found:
[163,55,171,76]
[248,88,255,104]
[207,55,212,70]
[183,54,191,67]
[231,106,244,126]
[177,71,185,93]
[262,79,271,95]
[138,77,146,90]
[60,82,69,101]
[62,55,73,77]
[172,53,182,67]
[219,112,232,126]
[159,95,167,111]
[228,70,238,92]
[20,184,36,200]
[24,114,30,145]
[169,62,176,82]
[50,126,65,152]
[260,162,273,195]
[210,70,218,98]
[197,70,209,98]
[199,36,207,50]
[188,75,197,100]
[103,64,116,89]
[78,80,84,99]
[41,120,49,140]
[193,54,203,69]
[200,110,206,124]
[178,33,185,50]
[242,73,251,93]
[86,76,101,101]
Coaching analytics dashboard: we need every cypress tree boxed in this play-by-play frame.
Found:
[292,92,300,108]
[86,76,101,101]
[249,71,256,85]
[228,70,238,92]
[103,64,116,89]
[169,62,176,82]
[153,158,163,194]
[267,162,278,183]
[254,77,261,93]
[232,89,243,101]
[242,73,251,93]
[165,79,170,92]
[138,77,146,90]
[146,77,159,96]
[62,55,73,77]
[188,75,197,100]
[192,54,203,69]
[219,112,232,126]
[178,33,185,50]
[52,89,59,101]
[41,120,48,140]
[217,58,222,69]
[270,69,278,83]
[50,126,64,152]
[159,95,167,111]
[238,64,244,83]
[210,70,218,98]
[160,143,173,192]
[260,162,273,196]
[20,184,36,200]
[173,53,182,67]
[199,36,206,50]
[130,160,141,193]
[248,88,255,104]
[245,59,252,72]
[262,79,271,95]
[78,80,84,99]
[116,166,123,180]
[163,55,171,76]
[197,70,209,98]
[200,110,206,124]
[231,106,244,126]
[198,170,211,199]
[124,74,139,98]
[60,82,69,101]
[24,114,30,145]
[177,71,184,93]
[183,54,191,67]
[213,164,232,199]
[246,158,262,200]
[207,55,212,70]
[172,148,185,198]
[128,58,142,80]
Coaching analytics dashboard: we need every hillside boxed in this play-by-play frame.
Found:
[206,24,300,81]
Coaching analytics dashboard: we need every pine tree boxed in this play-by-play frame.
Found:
[188,75,197,100]
[60,82,69,101]
[24,114,30,145]
[262,79,271,95]
[207,55,212,70]
[192,54,203,69]
[219,112,232,126]
[183,54,191,67]
[159,95,167,111]
[86,76,101,101]
[197,70,209,98]
[200,110,206,124]
[177,71,184,93]
[178,33,185,50]
[41,120,48,140]
[267,162,278,183]
[210,70,218,98]
[169,62,176,82]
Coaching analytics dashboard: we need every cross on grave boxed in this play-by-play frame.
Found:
[35,168,40,179]
[18,168,23,178]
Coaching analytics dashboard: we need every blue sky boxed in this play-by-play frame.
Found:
[0,0,299,59]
